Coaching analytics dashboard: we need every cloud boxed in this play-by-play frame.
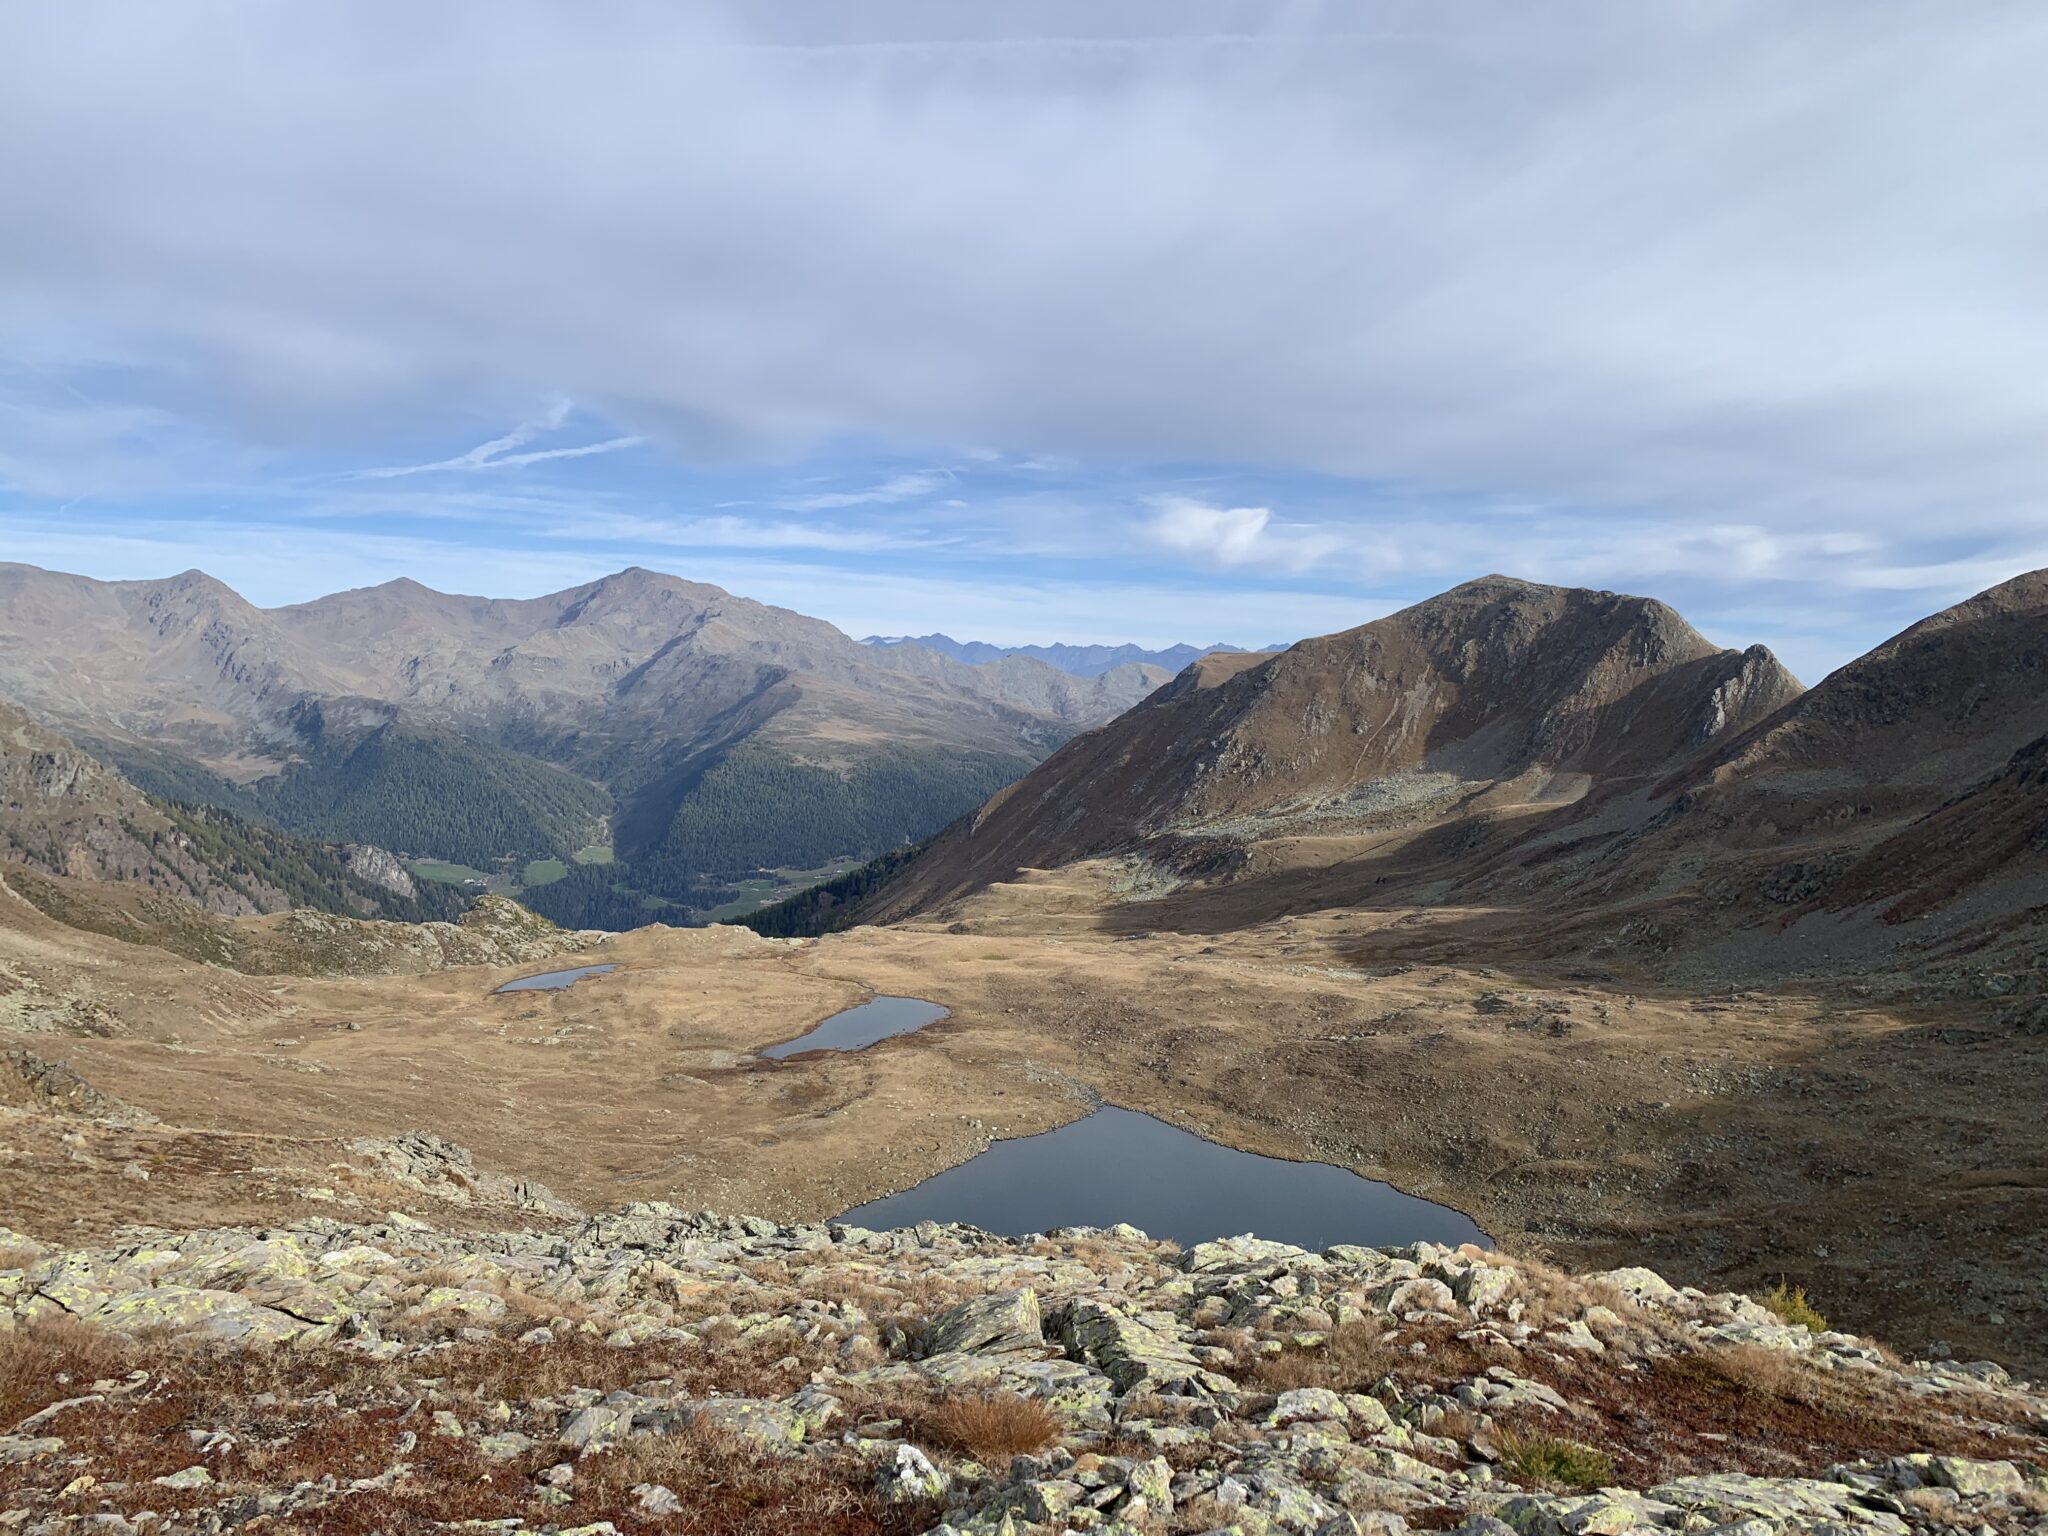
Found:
[1,1,2040,541]
[1141,496,1345,572]
[543,511,930,553]
[0,3,2043,681]
[779,473,945,511]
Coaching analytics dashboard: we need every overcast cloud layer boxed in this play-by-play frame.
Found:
[2,2,2044,681]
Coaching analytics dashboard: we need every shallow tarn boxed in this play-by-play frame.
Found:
[839,1104,1486,1250]
[492,963,616,993]
[760,994,949,1059]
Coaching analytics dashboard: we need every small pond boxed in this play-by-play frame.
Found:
[493,963,617,993]
[760,995,949,1060]
[838,1105,1485,1251]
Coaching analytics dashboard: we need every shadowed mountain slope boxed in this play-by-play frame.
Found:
[861,576,1803,920]
[0,698,455,922]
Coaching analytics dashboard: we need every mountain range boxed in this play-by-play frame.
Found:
[0,563,1170,927]
[767,571,2048,983]
[860,633,1279,677]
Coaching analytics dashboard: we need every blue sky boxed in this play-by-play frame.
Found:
[4,3,2046,683]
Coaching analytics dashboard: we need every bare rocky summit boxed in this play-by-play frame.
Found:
[0,1209,2042,1533]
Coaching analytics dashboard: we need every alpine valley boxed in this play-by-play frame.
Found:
[3,566,2044,1535]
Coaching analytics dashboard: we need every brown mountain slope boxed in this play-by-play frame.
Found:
[1668,568,2048,828]
[844,571,2048,986]
[0,564,345,772]
[866,576,1802,919]
[1594,569,2048,971]
[0,563,1163,775]
[266,565,1162,761]
[0,699,446,921]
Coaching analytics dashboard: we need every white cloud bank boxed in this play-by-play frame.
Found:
[0,1,2044,676]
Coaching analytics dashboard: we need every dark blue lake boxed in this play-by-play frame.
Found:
[838,1105,1485,1251]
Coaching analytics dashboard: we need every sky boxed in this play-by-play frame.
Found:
[2,2,2045,684]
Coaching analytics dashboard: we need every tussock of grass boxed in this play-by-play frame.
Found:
[915,1391,1063,1463]
[1237,1321,1397,1394]
[1496,1430,1615,1492]
[1759,1281,1828,1332]
[847,1386,1062,1464]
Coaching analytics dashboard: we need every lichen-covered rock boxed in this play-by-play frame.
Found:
[926,1286,1045,1357]
[1925,1456,2027,1496]
[684,1397,807,1449]
[880,1443,950,1502]
[1058,1299,1235,1397]
[1648,1473,1909,1532]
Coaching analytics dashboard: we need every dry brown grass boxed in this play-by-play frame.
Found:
[0,1317,941,1534]
[846,1384,1062,1464]
[0,1314,148,1421]
[1235,1321,1397,1394]
[915,1390,1063,1463]
[1687,1344,1864,1413]
[574,1425,941,1535]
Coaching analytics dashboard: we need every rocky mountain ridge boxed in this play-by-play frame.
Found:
[858,576,1805,926]
[862,634,1272,679]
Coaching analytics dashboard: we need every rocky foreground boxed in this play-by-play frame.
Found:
[1,1210,2043,1536]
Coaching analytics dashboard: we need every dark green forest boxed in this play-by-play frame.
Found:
[513,863,690,931]
[736,839,931,938]
[513,744,1018,932]
[248,725,609,867]
[90,740,270,819]
[634,742,1024,889]
[79,727,1018,934]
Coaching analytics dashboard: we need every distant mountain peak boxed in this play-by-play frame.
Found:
[860,633,1276,679]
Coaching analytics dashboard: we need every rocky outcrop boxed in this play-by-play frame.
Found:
[338,843,417,899]
[232,893,602,976]
[346,1131,581,1218]
[1,1211,2040,1533]
[0,1048,153,1123]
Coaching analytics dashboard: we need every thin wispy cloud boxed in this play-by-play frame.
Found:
[351,399,642,479]
[779,473,946,512]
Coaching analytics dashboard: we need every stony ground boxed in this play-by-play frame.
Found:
[2,1208,2043,1535]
